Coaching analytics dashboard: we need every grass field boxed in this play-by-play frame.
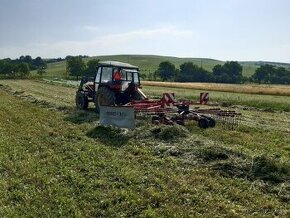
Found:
[142,81,290,96]
[0,79,290,217]
[36,55,263,79]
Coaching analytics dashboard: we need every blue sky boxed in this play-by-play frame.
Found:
[1,0,290,62]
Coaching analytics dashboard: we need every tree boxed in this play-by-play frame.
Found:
[33,57,46,69]
[212,61,243,83]
[0,60,7,74]
[223,61,242,76]
[66,56,86,78]
[251,64,274,83]
[251,65,290,84]
[156,61,176,81]
[0,60,16,76]
[18,63,30,78]
[212,64,223,77]
[85,59,99,76]
[24,55,33,64]
[177,62,211,82]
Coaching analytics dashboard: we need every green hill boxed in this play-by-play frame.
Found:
[40,55,290,79]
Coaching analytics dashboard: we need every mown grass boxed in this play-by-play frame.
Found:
[0,79,290,216]
[3,79,290,114]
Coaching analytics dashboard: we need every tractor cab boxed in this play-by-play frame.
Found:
[95,62,140,92]
[76,61,147,112]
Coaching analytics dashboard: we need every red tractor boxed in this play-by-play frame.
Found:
[75,61,147,112]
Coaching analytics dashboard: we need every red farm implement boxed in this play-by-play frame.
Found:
[126,93,241,129]
[75,61,241,129]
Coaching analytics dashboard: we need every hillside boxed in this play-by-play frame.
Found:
[39,54,290,79]
[38,55,251,78]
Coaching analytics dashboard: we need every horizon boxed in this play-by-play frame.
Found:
[11,54,290,65]
[1,0,290,63]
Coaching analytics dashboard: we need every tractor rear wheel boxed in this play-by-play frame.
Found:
[75,91,89,110]
[95,87,116,113]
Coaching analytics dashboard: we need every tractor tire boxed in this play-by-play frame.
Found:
[207,118,216,128]
[198,118,209,129]
[75,91,89,110]
[95,87,116,113]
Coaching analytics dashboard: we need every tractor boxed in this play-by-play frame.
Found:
[75,61,147,112]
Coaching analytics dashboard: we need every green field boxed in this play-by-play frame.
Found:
[37,55,263,79]
[0,79,289,217]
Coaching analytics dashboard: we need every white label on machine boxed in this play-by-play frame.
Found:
[99,106,135,129]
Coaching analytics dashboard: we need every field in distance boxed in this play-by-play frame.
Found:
[142,81,290,96]
[37,54,290,78]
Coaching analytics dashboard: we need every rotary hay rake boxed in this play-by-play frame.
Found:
[126,93,242,129]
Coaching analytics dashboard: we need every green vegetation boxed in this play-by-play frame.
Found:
[154,60,290,85]
[30,55,290,85]
[177,61,213,82]
[95,55,224,76]
[3,55,290,85]
[30,55,261,79]
[0,79,289,217]
[66,56,86,78]
[0,55,46,78]
[142,85,290,112]
[154,61,177,81]
[155,61,244,83]
[251,64,290,84]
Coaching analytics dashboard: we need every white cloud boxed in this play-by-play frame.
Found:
[2,25,290,62]
[0,26,195,58]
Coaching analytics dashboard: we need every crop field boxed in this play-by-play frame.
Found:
[142,81,290,96]
[0,79,290,217]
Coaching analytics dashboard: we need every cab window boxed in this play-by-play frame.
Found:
[101,67,112,82]
[95,67,101,83]
[126,71,133,81]
[133,72,139,84]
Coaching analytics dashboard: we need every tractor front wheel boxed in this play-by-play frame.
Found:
[75,91,89,110]
[95,87,116,113]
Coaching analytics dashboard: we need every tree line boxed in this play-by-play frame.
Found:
[66,56,99,79]
[0,55,47,78]
[250,64,290,84]
[2,55,290,84]
[149,61,290,84]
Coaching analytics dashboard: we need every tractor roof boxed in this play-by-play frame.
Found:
[98,61,139,70]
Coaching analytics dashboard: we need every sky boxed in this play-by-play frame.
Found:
[1,0,290,62]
